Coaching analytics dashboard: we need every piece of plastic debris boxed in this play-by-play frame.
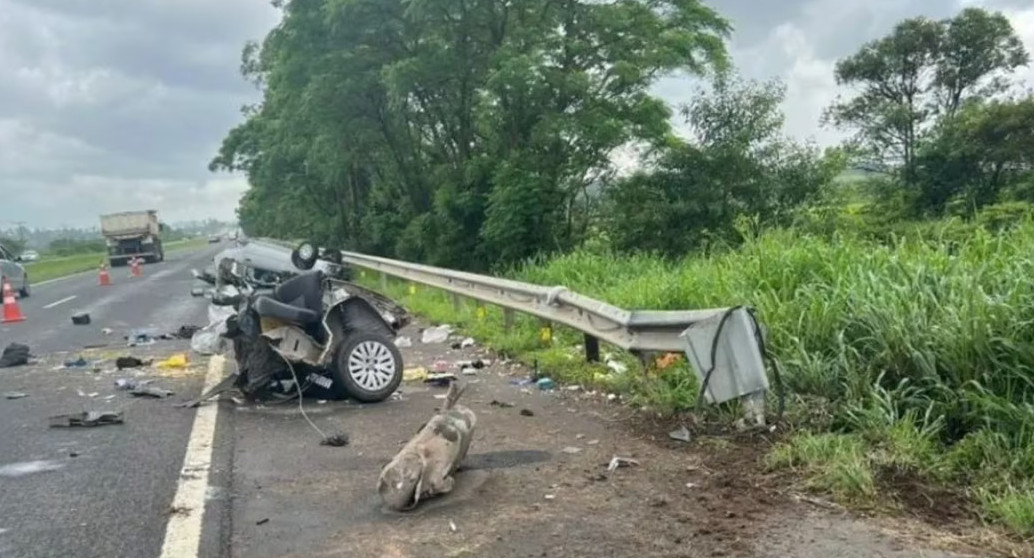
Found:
[456,359,486,370]
[544,494,556,501]
[536,377,556,391]
[686,482,698,489]
[565,385,582,391]
[101,328,114,335]
[71,312,91,325]
[561,446,582,454]
[606,456,640,472]
[155,354,188,369]
[115,378,148,390]
[434,394,448,400]
[64,357,88,368]
[607,393,618,401]
[402,367,428,382]
[130,386,174,398]
[320,432,350,447]
[587,439,600,445]
[421,325,451,344]
[520,409,535,417]
[433,360,450,372]
[424,373,457,387]
[668,425,692,443]
[4,392,28,399]
[490,400,514,408]
[115,356,148,370]
[394,336,413,348]
[510,378,533,386]
[449,520,458,533]
[48,411,124,428]
[256,518,269,526]
[460,366,478,376]
[460,337,475,348]
[0,343,30,368]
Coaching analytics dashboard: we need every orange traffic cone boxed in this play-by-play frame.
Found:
[99,263,112,286]
[1,276,26,324]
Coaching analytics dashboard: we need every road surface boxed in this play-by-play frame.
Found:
[0,244,986,558]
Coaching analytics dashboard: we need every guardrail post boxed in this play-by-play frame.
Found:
[503,308,514,333]
[584,334,600,362]
[451,293,462,313]
[379,271,388,291]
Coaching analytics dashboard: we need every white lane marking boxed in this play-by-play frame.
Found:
[159,355,225,558]
[42,295,76,309]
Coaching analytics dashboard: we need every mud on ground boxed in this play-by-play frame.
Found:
[280,327,1004,558]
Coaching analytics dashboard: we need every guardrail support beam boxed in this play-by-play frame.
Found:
[379,272,388,291]
[584,334,600,363]
[503,308,514,333]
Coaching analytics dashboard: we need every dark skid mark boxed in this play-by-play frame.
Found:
[461,450,552,471]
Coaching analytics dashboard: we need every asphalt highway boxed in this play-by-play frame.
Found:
[0,245,226,558]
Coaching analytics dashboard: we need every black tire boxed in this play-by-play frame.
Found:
[19,277,29,299]
[333,331,403,403]
[291,240,319,270]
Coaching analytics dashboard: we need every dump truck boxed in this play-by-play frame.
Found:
[100,210,165,266]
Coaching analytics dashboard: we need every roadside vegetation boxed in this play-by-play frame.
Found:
[215,0,1034,541]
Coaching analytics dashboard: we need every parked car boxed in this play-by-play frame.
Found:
[0,243,30,297]
[19,250,39,262]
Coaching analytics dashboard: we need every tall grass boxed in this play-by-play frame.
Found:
[373,218,1034,536]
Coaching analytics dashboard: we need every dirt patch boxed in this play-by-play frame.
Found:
[875,465,977,529]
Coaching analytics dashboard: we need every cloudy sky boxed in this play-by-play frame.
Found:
[1,0,1033,229]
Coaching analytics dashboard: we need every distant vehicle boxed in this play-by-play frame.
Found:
[208,235,222,244]
[100,210,165,266]
[0,242,29,297]
[18,250,39,262]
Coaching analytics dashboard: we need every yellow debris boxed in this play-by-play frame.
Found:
[155,353,189,369]
[403,366,428,382]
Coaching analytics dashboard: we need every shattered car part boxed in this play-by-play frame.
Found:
[0,343,30,368]
[130,386,174,398]
[378,382,476,511]
[49,411,125,428]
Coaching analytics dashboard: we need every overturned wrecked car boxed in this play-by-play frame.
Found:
[204,237,353,287]
[186,240,409,407]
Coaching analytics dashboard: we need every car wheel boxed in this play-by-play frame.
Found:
[333,332,403,403]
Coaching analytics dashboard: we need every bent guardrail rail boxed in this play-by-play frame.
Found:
[248,238,772,413]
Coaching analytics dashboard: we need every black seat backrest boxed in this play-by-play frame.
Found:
[272,271,323,316]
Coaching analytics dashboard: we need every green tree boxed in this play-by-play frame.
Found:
[825,7,1028,189]
[211,0,733,270]
[602,75,844,256]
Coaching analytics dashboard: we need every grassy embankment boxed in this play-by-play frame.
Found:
[364,219,1034,539]
[24,237,210,283]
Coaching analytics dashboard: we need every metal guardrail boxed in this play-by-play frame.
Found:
[253,238,742,361]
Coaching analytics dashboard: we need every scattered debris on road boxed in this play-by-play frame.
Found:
[173,325,202,339]
[115,356,148,370]
[155,354,188,369]
[668,425,692,443]
[256,518,269,526]
[460,337,475,348]
[536,377,556,390]
[606,456,640,472]
[378,382,476,511]
[3,391,28,400]
[320,432,350,447]
[48,411,125,428]
[490,399,514,408]
[115,378,148,390]
[562,446,582,454]
[424,372,457,387]
[101,327,114,335]
[130,386,174,398]
[394,336,413,348]
[403,367,428,382]
[63,357,88,368]
[520,409,535,417]
[421,325,452,344]
[0,343,30,368]
[71,312,91,325]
